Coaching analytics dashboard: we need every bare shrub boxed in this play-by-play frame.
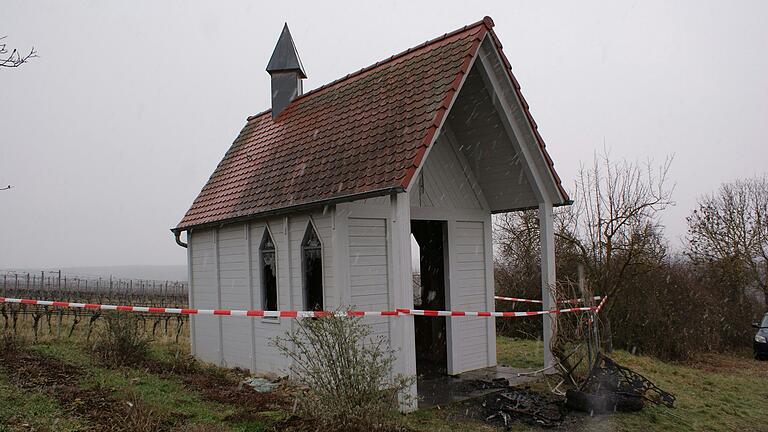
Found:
[92,313,151,367]
[494,151,761,361]
[687,175,768,308]
[272,313,413,431]
[0,332,24,356]
[494,210,543,339]
[558,150,674,304]
[609,257,755,360]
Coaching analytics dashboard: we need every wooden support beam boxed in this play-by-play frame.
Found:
[389,193,418,411]
[539,201,556,371]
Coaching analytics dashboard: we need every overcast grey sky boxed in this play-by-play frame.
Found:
[1,1,767,268]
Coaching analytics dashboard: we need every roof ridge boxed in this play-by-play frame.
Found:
[247,17,494,121]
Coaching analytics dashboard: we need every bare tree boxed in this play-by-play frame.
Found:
[557,150,675,303]
[0,36,37,68]
[495,210,540,273]
[687,175,768,306]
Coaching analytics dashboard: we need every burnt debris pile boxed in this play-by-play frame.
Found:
[480,387,564,428]
[456,379,564,428]
[456,352,675,429]
[566,353,675,415]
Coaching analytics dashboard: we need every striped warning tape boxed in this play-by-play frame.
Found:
[494,295,602,305]
[594,295,608,313]
[397,305,596,317]
[0,297,388,318]
[0,296,607,319]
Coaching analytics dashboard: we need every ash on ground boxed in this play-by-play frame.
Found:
[455,380,565,429]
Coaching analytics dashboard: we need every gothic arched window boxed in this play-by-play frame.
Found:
[301,223,323,311]
[260,229,278,311]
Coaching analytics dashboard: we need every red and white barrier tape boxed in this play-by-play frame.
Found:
[0,296,607,319]
[0,297,391,318]
[397,305,597,317]
[594,295,608,313]
[494,295,602,305]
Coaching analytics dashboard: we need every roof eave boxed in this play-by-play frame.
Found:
[172,185,405,233]
[491,199,574,215]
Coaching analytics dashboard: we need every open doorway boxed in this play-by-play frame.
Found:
[411,220,448,377]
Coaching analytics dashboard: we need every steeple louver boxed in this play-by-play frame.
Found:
[266,23,306,119]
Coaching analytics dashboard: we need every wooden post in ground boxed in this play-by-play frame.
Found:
[389,193,417,411]
[539,201,556,372]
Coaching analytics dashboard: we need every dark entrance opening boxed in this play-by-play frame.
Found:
[411,220,448,377]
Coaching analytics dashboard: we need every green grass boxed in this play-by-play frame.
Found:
[404,408,495,432]
[494,336,768,432]
[29,340,92,366]
[604,349,768,432]
[81,366,235,424]
[496,336,546,369]
[4,339,272,431]
[3,335,766,432]
[0,375,84,432]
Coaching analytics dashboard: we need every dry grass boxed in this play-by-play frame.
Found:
[2,329,764,432]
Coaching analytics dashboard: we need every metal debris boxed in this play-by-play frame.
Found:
[458,377,510,392]
[481,387,563,428]
[243,377,279,393]
[567,352,675,414]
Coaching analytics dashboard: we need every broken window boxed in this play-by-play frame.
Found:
[260,230,278,311]
[302,223,323,311]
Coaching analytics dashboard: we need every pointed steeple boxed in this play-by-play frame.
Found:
[266,23,307,78]
[266,24,306,119]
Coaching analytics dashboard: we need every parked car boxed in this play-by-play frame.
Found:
[754,313,768,360]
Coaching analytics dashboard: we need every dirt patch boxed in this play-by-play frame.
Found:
[143,356,293,420]
[0,345,177,431]
[184,368,289,409]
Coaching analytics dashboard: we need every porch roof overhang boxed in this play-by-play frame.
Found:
[410,38,572,214]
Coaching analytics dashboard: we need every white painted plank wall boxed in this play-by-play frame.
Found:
[189,229,219,365]
[348,217,390,342]
[450,220,490,372]
[188,218,297,373]
[217,224,251,369]
[410,135,482,210]
[288,212,335,311]
[248,219,292,373]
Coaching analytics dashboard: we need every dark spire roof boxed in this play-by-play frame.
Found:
[266,23,306,78]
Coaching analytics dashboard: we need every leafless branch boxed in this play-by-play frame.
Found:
[687,175,768,305]
[0,36,38,68]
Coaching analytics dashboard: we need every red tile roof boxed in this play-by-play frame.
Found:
[176,17,567,231]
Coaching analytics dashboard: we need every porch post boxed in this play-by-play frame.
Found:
[539,202,556,371]
[390,192,418,411]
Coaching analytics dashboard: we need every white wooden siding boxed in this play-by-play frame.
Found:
[248,219,293,373]
[187,198,493,379]
[189,229,219,365]
[188,219,296,373]
[186,212,337,374]
[410,135,484,210]
[217,224,251,369]
[348,217,390,343]
[288,212,335,311]
[449,220,490,373]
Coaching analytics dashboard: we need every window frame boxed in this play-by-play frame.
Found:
[259,225,280,321]
[300,219,325,312]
